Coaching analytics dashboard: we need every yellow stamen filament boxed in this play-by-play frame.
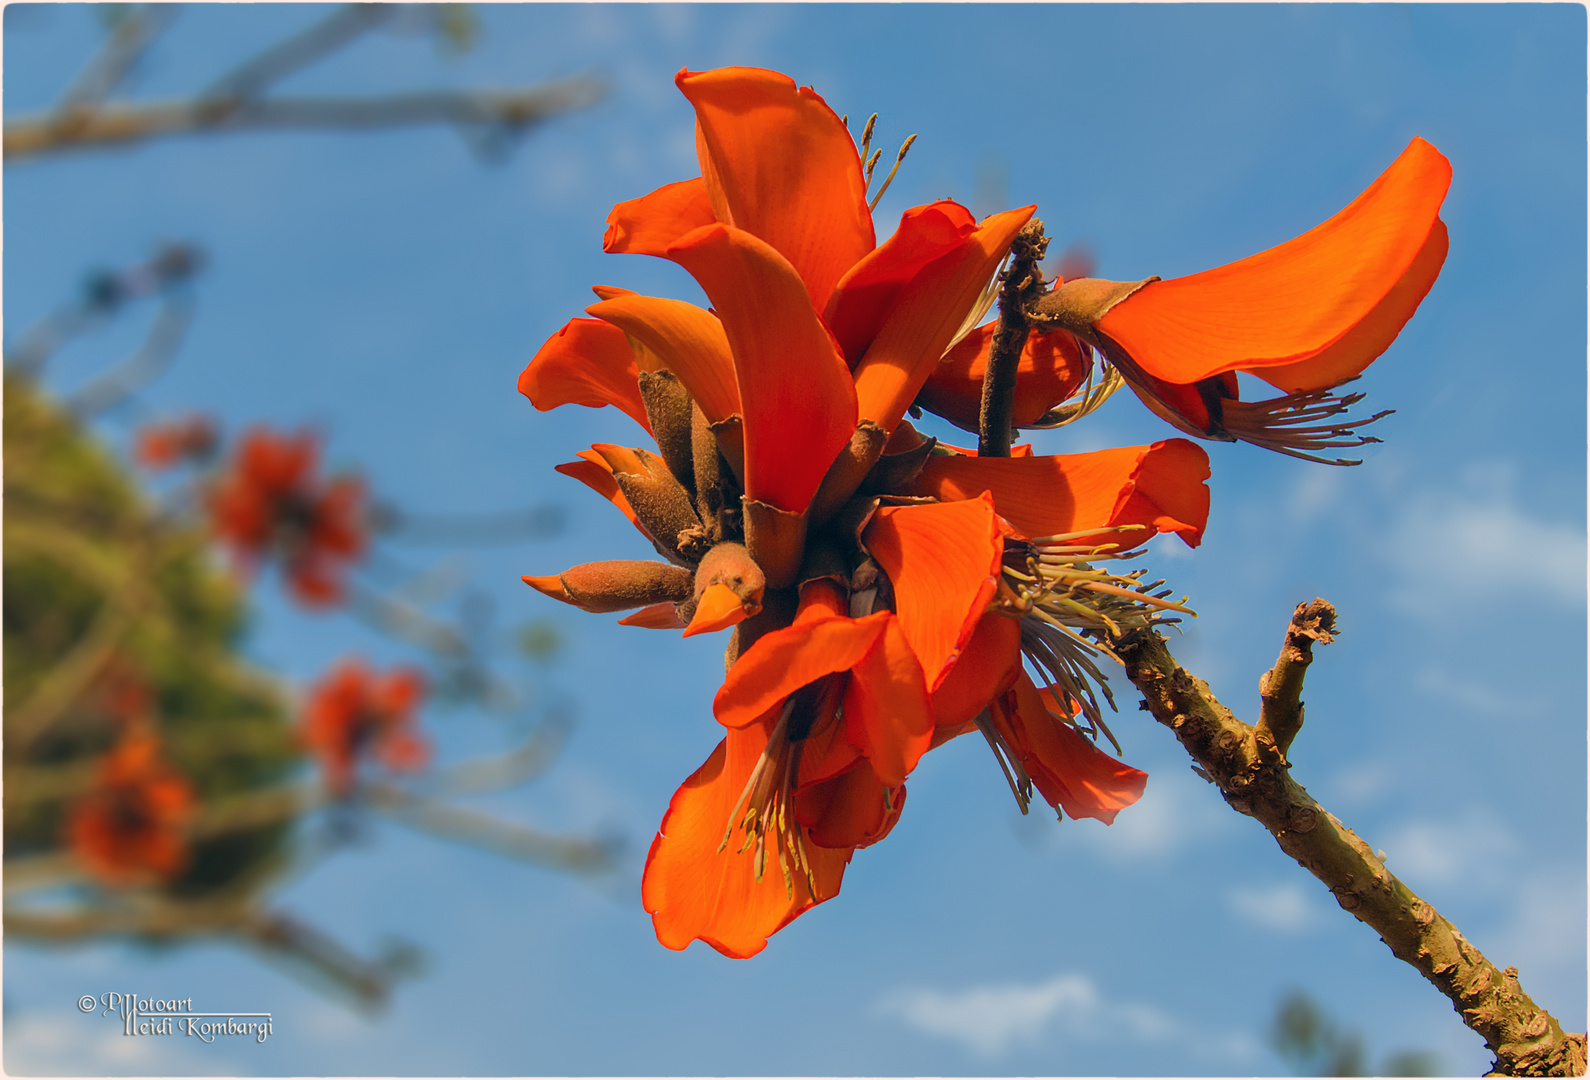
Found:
[716,697,819,901]
[868,134,916,212]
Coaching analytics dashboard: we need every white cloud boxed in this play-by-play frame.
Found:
[4,1014,240,1076]
[1383,485,1585,618]
[1229,881,1320,933]
[878,972,1262,1064]
[1329,759,1395,805]
[1067,763,1233,864]
[1378,811,1516,889]
[879,973,1099,1057]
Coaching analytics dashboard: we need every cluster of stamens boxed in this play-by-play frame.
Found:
[718,677,842,900]
[995,525,1194,742]
[1219,385,1394,466]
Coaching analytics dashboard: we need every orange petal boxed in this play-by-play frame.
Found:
[604,177,718,257]
[997,673,1148,824]
[666,223,858,513]
[619,603,687,629]
[683,581,752,638]
[795,758,900,850]
[919,324,1088,433]
[522,574,574,604]
[586,294,742,425]
[1254,219,1449,392]
[518,318,652,435]
[677,67,874,314]
[914,439,1211,548]
[554,454,650,540]
[930,609,1022,731]
[1098,138,1451,387]
[714,610,889,729]
[851,206,1036,434]
[842,615,934,787]
[863,494,1003,691]
[642,729,850,958]
[824,200,979,364]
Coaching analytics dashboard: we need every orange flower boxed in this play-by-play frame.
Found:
[301,660,428,796]
[520,66,1213,955]
[66,729,195,884]
[134,414,218,470]
[1022,138,1451,463]
[206,428,367,605]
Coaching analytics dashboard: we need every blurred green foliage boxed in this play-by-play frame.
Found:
[4,375,300,898]
[1273,988,1442,1077]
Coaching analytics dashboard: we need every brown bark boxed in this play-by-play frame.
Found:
[977,221,1049,458]
[1113,604,1586,1076]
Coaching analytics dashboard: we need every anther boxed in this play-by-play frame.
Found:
[868,134,917,212]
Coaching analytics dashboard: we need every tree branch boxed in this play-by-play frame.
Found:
[1112,609,1586,1077]
[4,79,606,161]
[977,221,1049,458]
[1254,597,1335,759]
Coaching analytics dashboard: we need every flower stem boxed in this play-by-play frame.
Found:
[977,221,1049,458]
[1113,609,1586,1076]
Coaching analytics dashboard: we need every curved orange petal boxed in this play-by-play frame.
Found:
[618,603,688,629]
[642,729,850,958]
[914,439,1211,548]
[824,200,979,364]
[677,66,874,313]
[994,673,1148,824]
[1253,218,1449,392]
[519,318,652,435]
[586,294,742,425]
[851,206,1036,434]
[1098,138,1451,386]
[683,582,752,637]
[842,615,934,787]
[604,177,718,257]
[929,608,1022,733]
[714,611,889,729]
[795,758,901,850]
[666,223,858,513]
[554,455,649,540]
[919,324,1088,433]
[863,493,1003,691]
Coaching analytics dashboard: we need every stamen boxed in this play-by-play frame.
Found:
[863,147,883,190]
[943,255,1006,357]
[974,708,1032,814]
[715,681,838,901]
[1220,389,1393,466]
[1024,343,1127,429]
[858,113,878,162]
[867,134,917,212]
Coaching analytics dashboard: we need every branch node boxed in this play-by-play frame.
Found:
[1255,598,1337,759]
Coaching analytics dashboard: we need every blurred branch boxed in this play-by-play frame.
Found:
[54,4,178,118]
[366,781,617,874]
[1113,602,1586,1077]
[5,80,606,161]
[63,298,194,417]
[198,5,393,112]
[3,519,154,754]
[427,710,571,798]
[6,900,396,1008]
[371,502,566,547]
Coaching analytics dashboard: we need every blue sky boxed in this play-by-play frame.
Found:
[4,4,1585,1076]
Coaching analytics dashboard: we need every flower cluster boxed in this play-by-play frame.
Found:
[134,414,219,471]
[301,660,429,796]
[66,726,195,884]
[519,67,1449,957]
[205,428,367,606]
